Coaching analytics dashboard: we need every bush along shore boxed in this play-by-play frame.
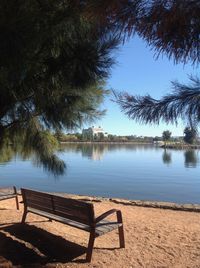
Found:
[161,143,200,149]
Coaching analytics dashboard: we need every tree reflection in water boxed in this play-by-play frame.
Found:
[1,143,199,173]
[162,150,172,165]
[0,141,65,176]
[184,150,199,168]
[60,143,154,161]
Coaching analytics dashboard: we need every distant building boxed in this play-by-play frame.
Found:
[82,126,108,138]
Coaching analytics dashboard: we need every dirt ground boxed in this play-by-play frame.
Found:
[0,196,200,268]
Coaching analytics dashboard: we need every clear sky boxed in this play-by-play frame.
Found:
[83,35,199,137]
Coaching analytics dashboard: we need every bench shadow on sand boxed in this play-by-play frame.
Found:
[0,223,87,266]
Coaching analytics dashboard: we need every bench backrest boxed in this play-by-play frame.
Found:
[0,186,16,197]
[21,188,95,226]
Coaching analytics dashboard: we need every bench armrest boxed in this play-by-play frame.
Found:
[95,209,123,223]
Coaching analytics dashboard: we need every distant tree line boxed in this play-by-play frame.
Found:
[54,128,199,145]
[54,130,154,143]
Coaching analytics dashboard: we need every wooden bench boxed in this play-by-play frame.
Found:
[21,188,125,262]
[0,186,19,210]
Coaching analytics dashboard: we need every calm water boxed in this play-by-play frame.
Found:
[0,144,200,204]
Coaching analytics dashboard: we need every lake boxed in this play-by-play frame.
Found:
[0,143,200,204]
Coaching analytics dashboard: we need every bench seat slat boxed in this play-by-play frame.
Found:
[27,200,90,223]
[23,189,51,198]
[28,207,92,231]
[24,189,93,210]
[26,195,52,203]
[53,204,90,220]
[53,202,92,215]
[0,195,16,201]
[50,210,92,225]
[26,197,52,207]
[26,202,93,225]
[23,189,94,225]
[27,207,121,236]
[0,193,16,197]
[27,202,53,213]
[24,189,90,209]
[95,220,122,236]
[53,195,92,209]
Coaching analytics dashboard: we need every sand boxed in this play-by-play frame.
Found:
[0,196,200,268]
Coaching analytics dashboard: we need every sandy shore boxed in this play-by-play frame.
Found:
[1,195,200,268]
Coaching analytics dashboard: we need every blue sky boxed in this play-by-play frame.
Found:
[83,35,199,137]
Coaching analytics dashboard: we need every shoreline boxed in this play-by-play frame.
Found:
[43,191,200,213]
[2,187,200,213]
[60,141,200,149]
[60,141,200,151]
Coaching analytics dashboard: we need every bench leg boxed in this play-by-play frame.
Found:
[117,211,125,248]
[13,187,19,210]
[21,209,28,223]
[118,225,125,248]
[86,231,95,262]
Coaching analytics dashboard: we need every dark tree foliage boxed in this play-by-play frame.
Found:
[0,0,120,174]
[115,77,200,127]
[183,127,197,144]
[85,0,200,64]
[162,130,171,142]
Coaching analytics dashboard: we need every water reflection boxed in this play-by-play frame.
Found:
[0,145,14,164]
[61,143,199,168]
[184,150,199,168]
[162,150,172,165]
[1,143,200,203]
[1,143,200,170]
[0,144,31,165]
[159,148,199,168]
[60,144,107,160]
[0,143,64,175]
[60,143,155,160]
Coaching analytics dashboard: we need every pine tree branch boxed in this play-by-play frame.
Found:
[114,77,200,127]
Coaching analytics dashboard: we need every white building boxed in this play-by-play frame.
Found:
[82,126,108,138]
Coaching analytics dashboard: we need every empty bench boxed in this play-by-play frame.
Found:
[21,188,125,262]
[0,186,19,210]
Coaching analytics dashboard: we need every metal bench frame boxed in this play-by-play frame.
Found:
[21,188,125,262]
[0,186,19,210]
